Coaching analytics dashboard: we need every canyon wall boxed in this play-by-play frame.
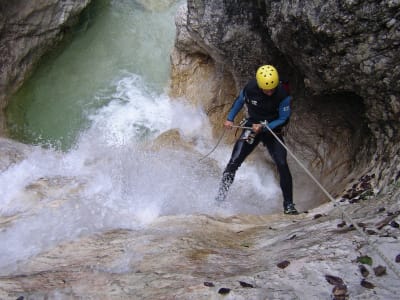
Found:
[170,0,400,198]
[0,0,91,133]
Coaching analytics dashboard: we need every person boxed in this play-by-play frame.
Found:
[215,65,299,215]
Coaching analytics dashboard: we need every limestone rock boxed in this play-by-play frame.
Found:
[170,0,400,194]
[0,0,91,133]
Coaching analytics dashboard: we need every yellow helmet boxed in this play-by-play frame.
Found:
[256,65,279,90]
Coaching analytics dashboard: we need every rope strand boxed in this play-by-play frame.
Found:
[200,123,400,278]
[263,125,400,279]
[198,128,227,162]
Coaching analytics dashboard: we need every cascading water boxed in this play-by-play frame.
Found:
[0,0,282,275]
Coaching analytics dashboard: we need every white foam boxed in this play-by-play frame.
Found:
[0,72,281,274]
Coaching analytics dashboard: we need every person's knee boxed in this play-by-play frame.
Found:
[273,156,288,168]
[275,161,291,176]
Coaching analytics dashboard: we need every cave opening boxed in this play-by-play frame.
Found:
[288,91,372,208]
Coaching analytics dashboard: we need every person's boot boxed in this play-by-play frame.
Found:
[284,203,299,215]
[215,172,234,202]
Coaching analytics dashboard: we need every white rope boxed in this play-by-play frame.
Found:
[263,125,400,279]
[198,128,227,162]
[200,122,400,277]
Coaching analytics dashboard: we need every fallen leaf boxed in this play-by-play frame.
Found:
[373,265,387,276]
[359,264,369,277]
[239,281,254,288]
[218,288,231,294]
[332,284,348,297]
[357,255,373,266]
[325,275,344,286]
[390,221,399,228]
[360,279,375,289]
[277,260,290,269]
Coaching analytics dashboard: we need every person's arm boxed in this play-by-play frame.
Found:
[227,90,245,122]
[265,96,292,131]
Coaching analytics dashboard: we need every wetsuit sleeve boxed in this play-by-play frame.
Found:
[227,90,245,121]
[266,96,292,130]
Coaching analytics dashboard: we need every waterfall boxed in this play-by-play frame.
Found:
[0,0,281,275]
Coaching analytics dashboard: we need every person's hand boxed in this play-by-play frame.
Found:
[224,120,234,129]
[252,123,263,134]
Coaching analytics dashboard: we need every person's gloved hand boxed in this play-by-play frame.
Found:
[224,120,234,129]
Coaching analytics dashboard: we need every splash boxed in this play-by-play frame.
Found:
[0,72,282,274]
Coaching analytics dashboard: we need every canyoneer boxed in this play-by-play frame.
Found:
[215,65,299,215]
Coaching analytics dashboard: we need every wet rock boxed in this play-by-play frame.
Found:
[277,260,290,269]
[0,0,91,132]
[373,266,387,277]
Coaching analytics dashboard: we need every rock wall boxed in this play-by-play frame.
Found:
[0,0,91,134]
[169,0,400,198]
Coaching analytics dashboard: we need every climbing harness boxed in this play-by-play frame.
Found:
[197,124,253,161]
[262,125,400,279]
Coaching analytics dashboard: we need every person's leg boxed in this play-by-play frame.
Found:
[263,134,298,214]
[215,130,260,201]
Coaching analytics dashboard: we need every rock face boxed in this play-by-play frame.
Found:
[0,0,91,133]
[1,188,399,299]
[170,0,400,196]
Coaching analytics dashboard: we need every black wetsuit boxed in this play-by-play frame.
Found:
[217,79,294,209]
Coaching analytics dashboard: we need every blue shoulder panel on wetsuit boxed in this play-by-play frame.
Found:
[227,90,245,121]
[266,96,292,130]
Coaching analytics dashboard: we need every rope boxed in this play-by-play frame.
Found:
[198,128,227,161]
[198,125,255,162]
[263,125,400,279]
[199,122,400,277]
